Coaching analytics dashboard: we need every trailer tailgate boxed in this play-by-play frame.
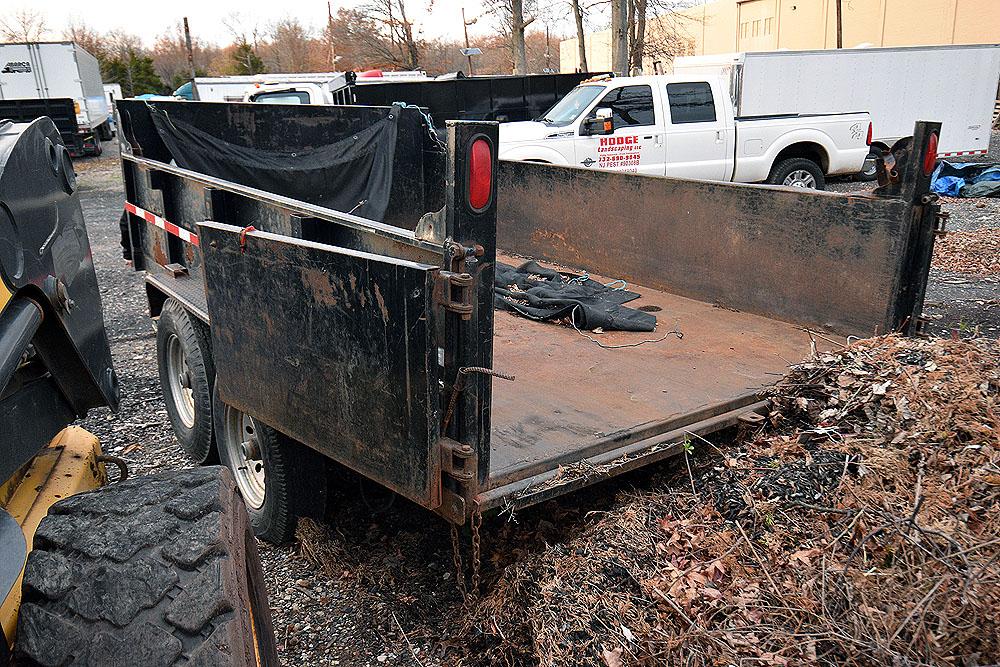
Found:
[199,222,443,507]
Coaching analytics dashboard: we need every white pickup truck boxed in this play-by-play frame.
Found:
[498,74,872,189]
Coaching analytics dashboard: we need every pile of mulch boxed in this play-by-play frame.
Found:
[932,228,1000,276]
[458,335,1000,666]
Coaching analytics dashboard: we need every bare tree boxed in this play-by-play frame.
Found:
[1,8,48,42]
[264,18,317,72]
[64,21,108,60]
[362,0,421,70]
[570,0,588,71]
[485,0,536,74]
[151,22,221,88]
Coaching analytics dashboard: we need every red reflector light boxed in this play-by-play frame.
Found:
[866,122,872,146]
[468,138,492,211]
[923,132,938,175]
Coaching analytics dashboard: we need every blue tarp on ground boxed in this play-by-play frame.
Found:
[931,161,1000,197]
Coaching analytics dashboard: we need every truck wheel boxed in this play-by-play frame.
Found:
[214,389,328,544]
[16,466,278,667]
[157,298,217,464]
[98,122,112,142]
[767,158,825,190]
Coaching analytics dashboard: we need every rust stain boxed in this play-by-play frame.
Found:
[373,282,389,323]
[300,267,341,307]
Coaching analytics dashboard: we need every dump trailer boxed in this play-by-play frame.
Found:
[0,116,277,665]
[0,42,112,156]
[115,99,942,544]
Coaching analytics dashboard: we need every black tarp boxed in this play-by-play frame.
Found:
[148,103,401,221]
[494,261,656,332]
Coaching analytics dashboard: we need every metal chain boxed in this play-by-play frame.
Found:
[448,507,485,603]
[449,522,468,600]
[470,506,483,595]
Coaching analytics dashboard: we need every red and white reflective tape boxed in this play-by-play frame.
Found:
[938,149,989,157]
[124,202,199,247]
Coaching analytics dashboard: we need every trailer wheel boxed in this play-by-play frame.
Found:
[157,298,217,464]
[214,388,328,544]
[16,466,278,667]
[767,158,825,190]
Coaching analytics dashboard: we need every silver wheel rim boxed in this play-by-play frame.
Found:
[165,334,196,428]
[861,156,877,176]
[782,170,817,188]
[222,406,266,509]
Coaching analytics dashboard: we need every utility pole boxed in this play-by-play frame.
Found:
[611,0,628,74]
[183,17,199,100]
[544,23,551,73]
[835,0,843,48]
[327,1,337,70]
[462,8,475,76]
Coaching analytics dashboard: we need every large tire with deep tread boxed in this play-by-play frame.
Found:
[15,466,278,666]
[157,298,217,464]
[766,157,826,190]
[214,388,328,545]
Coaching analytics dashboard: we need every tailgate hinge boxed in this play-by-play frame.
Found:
[439,437,477,525]
[434,271,475,319]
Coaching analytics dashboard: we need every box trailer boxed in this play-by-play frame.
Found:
[673,45,1000,177]
[115,99,941,547]
[0,42,111,156]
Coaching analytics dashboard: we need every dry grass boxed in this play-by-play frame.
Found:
[459,335,1000,666]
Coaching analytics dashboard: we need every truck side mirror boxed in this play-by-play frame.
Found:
[581,107,613,136]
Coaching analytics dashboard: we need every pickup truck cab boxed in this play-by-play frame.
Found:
[498,74,872,189]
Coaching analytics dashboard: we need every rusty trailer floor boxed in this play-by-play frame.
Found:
[488,254,828,490]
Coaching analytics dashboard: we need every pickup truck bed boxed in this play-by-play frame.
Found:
[488,253,825,493]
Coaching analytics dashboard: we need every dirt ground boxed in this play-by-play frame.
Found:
[74,139,999,666]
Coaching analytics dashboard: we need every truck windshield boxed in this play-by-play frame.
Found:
[537,86,604,126]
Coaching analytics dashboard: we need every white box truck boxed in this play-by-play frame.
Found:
[673,44,1000,179]
[0,42,111,156]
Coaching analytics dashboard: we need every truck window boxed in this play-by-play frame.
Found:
[666,82,716,124]
[251,91,310,105]
[590,85,655,129]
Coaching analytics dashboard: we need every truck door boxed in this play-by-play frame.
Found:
[663,81,733,181]
[575,84,665,175]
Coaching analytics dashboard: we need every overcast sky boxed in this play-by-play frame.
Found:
[26,0,518,48]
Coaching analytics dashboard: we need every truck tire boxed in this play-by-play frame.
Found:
[214,388,328,544]
[98,122,112,142]
[157,298,217,464]
[16,466,278,667]
[767,157,825,190]
[856,147,881,182]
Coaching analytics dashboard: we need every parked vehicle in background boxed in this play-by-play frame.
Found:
[673,44,1000,179]
[0,42,111,156]
[103,83,122,136]
[244,71,606,130]
[498,74,872,189]
[185,70,430,103]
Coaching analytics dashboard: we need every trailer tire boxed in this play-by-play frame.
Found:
[16,466,278,667]
[214,389,328,544]
[97,121,112,142]
[767,157,825,190]
[157,298,217,464]
[90,138,103,157]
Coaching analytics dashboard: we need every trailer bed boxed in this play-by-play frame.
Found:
[488,254,828,489]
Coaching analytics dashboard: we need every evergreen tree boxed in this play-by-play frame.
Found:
[230,41,266,75]
[103,50,167,97]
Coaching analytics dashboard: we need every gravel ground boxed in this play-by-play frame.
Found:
[71,135,999,665]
